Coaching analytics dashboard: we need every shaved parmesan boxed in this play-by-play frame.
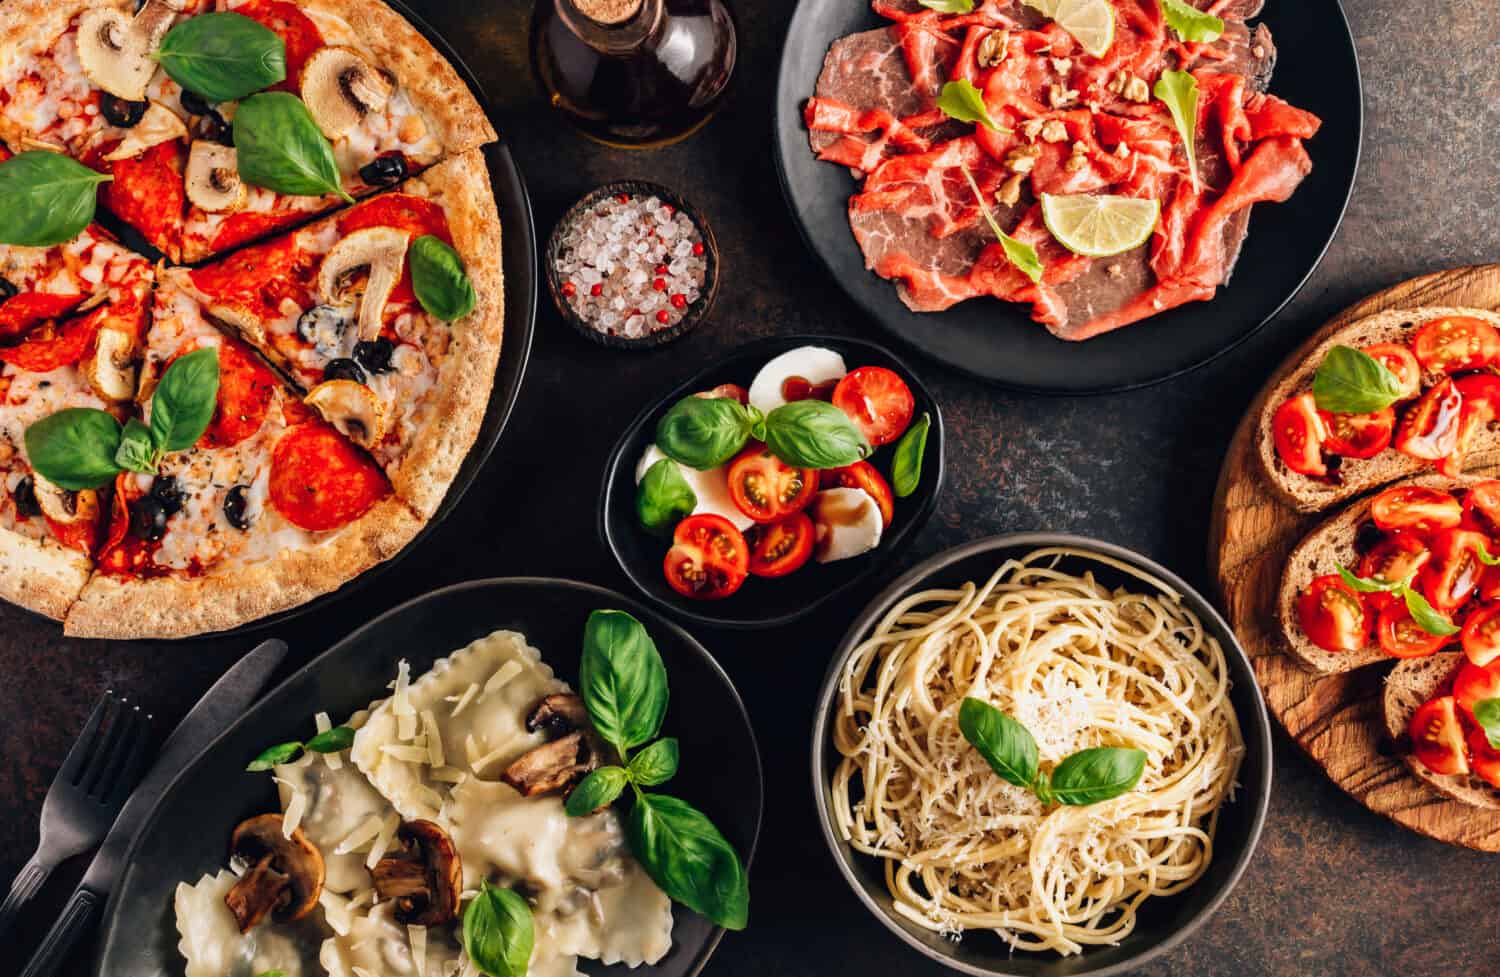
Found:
[482,659,524,697]
[447,682,480,717]
[430,765,467,783]
[334,814,386,855]
[273,777,307,837]
[366,812,401,869]
[321,889,353,936]
[394,659,417,739]
[409,924,428,977]
[380,744,430,764]
[316,711,344,770]
[469,744,510,775]
[422,709,445,767]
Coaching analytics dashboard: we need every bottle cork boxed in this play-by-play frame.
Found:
[574,0,641,25]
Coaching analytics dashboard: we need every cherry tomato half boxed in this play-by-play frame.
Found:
[1377,602,1451,659]
[695,383,748,405]
[1462,481,1500,537]
[1422,528,1488,612]
[1297,574,1370,653]
[1320,407,1394,459]
[1358,532,1430,610]
[1466,725,1500,789]
[1440,375,1500,476]
[1408,696,1470,776]
[832,367,915,447]
[820,461,895,528]
[726,443,817,524]
[1272,393,1327,477]
[1361,342,1421,400]
[1412,315,1500,374]
[663,514,749,600]
[1462,603,1500,668]
[747,512,815,578]
[1394,377,1464,461]
[1370,485,1462,533]
[1452,660,1500,724]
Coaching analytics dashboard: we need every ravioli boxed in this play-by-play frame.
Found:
[174,870,329,977]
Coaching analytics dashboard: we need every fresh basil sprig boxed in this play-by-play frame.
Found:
[1335,566,1458,637]
[114,418,158,474]
[959,697,1148,807]
[763,400,871,470]
[936,79,1007,133]
[245,724,356,772]
[1312,346,1403,415]
[155,12,286,102]
[891,412,930,498]
[656,397,755,470]
[233,93,354,202]
[25,409,124,491]
[463,882,534,977]
[0,151,112,248]
[151,347,221,451]
[1153,69,1200,193]
[958,160,1042,284]
[1161,0,1224,42]
[656,395,870,472]
[565,610,750,931]
[411,235,477,321]
[1475,698,1500,750]
[637,458,697,534]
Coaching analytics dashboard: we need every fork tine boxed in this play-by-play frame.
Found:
[57,691,114,787]
[100,708,153,805]
[81,699,135,799]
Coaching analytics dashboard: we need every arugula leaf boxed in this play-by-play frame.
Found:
[565,766,630,816]
[919,0,974,10]
[636,458,697,534]
[155,12,286,102]
[114,418,159,475]
[1403,587,1459,637]
[464,883,534,977]
[0,151,112,248]
[628,793,749,931]
[628,737,680,787]
[891,412,931,498]
[936,79,1007,133]
[1047,747,1148,806]
[958,161,1043,284]
[24,408,123,491]
[1161,0,1224,42]
[151,347,220,452]
[580,610,669,753]
[1312,346,1404,415]
[410,235,477,321]
[1474,698,1500,751]
[233,93,353,202]
[958,697,1039,789]
[763,400,871,469]
[1153,69,1201,193]
[246,741,303,772]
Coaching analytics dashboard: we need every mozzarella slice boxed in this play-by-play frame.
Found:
[811,487,883,563]
[634,444,754,531]
[747,346,847,415]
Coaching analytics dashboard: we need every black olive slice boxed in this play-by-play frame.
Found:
[192,110,233,146]
[324,358,366,384]
[353,337,395,375]
[13,475,40,519]
[130,497,169,542]
[224,484,252,531]
[101,95,149,128]
[358,154,408,188]
[179,89,212,117]
[149,475,185,516]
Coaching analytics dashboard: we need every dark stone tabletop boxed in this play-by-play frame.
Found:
[2,1,1495,975]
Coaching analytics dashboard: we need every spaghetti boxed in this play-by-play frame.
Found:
[830,547,1243,955]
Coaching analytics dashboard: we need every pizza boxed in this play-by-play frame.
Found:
[0,0,503,637]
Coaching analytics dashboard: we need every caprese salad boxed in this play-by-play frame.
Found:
[633,346,930,601]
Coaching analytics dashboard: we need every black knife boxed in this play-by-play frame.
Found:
[18,638,289,977]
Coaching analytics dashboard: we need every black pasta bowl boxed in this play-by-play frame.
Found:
[599,334,945,630]
[810,534,1273,977]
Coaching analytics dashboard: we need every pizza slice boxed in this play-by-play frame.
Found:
[62,272,422,637]
[0,0,495,261]
[173,150,502,518]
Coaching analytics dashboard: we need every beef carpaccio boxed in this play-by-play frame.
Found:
[803,0,1321,340]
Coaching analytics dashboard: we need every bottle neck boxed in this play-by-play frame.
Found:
[556,0,665,53]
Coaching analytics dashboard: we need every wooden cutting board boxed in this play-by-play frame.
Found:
[1209,265,1500,852]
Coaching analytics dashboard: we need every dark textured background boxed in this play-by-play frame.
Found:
[2,1,1496,975]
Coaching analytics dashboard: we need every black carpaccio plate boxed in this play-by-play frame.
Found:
[772,0,1362,393]
[95,578,763,977]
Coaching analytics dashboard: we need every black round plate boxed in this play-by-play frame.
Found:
[772,0,1363,394]
[95,578,763,977]
[811,534,1273,976]
[599,335,945,629]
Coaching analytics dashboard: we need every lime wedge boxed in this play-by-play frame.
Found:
[1039,0,1115,57]
[1020,0,1061,16]
[1040,193,1160,258]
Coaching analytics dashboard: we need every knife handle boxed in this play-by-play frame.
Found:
[0,856,49,942]
[17,886,100,977]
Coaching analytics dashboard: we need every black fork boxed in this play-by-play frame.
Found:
[0,691,152,941]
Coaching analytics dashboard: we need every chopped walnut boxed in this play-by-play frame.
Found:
[978,30,1009,68]
[1020,118,1047,142]
[1004,144,1042,174]
[1047,84,1079,109]
[1049,57,1073,75]
[1064,153,1088,173]
[996,173,1025,207]
[1252,44,1266,59]
[1039,119,1068,143]
[1108,71,1150,103]
[1106,263,1124,279]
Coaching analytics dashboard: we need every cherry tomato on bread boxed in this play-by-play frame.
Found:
[1394,378,1464,461]
[1440,374,1500,476]
[747,512,814,578]
[1370,485,1462,533]
[1408,695,1470,776]
[1412,315,1500,374]
[726,443,817,524]
[1361,343,1421,400]
[1272,393,1327,477]
[663,513,749,600]
[832,366,914,447]
[1462,603,1500,667]
[1297,574,1370,653]
[1462,480,1500,537]
[1320,407,1394,459]
[1466,725,1500,789]
[1452,659,1500,725]
[821,461,894,527]
[1377,602,1450,659]
[1422,528,1488,612]
[1358,533,1430,609]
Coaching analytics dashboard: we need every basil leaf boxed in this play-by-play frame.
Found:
[1161,0,1224,42]
[1311,346,1403,415]
[746,404,768,444]
[1336,565,1404,594]
[1153,69,1200,192]
[1048,746,1148,806]
[628,737,680,787]
[1475,698,1500,751]
[936,79,1006,133]
[246,741,303,772]
[411,235,477,321]
[305,726,355,754]
[655,396,752,470]
[155,12,286,102]
[151,347,220,452]
[763,400,871,470]
[891,412,931,498]
[958,697,1039,789]
[919,0,974,10]
[114,417,160,475]
[233,93,353,202]
[0,151,112,247]
[1403,586,1459,636]
[637,458,697,534]
[463,882,534,977]
[565,766,629,817]
[628,793,749,931]
[580,609,669,753]
[24,408,123,491]
[958,160,1043,283]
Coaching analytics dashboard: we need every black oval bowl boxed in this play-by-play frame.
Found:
[811,534,1273,977]
[546,180,720,350]
[773,0,1362,394]
[95,578,763,977]
[600,335,945,630]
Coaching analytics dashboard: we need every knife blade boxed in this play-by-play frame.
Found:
[18,638,289,977]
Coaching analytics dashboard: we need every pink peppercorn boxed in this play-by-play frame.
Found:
[656,309,670,324]
[653,278,667,292]
[670,293,687,309]
[692,242,705,256]
[561,281,576,297]
[590,283,603,296]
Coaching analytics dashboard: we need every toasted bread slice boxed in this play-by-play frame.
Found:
[1384,651,1500,810]
[1277,472,1492,674]
[1257,306,1500,513]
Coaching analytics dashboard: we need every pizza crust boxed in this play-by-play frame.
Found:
[63,497,422,638]
[0,527,92,622]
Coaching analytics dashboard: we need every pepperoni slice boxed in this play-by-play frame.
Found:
[199,339,278,448]
[235,0,326,90]
[189,235,317,319]
[208,209,307,255]
[101,142,185,260]
[0,292,85,341]
[270,422,389,531]
[96,473,156,577]
[0,304,105,372]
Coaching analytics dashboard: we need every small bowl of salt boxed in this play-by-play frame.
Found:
[546,180,719,349]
